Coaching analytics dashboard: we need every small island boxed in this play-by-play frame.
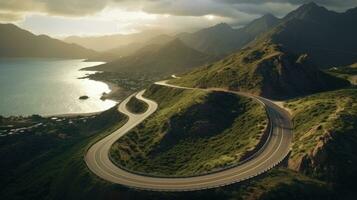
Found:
[79,95,89,100]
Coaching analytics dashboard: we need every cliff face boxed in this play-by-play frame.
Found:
[288,130,331,172]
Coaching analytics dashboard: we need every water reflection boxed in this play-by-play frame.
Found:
[0,58,117,116]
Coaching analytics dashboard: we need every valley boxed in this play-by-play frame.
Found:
[1,1,357,200]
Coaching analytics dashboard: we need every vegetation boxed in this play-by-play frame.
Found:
[0,106,128,200]
[230,168,333,200]
[126,95,148,114]
[122,168,333,200]
[85,71,153,92]
[285,89,357,195]
[170,42,349,99]
[0,105,330,200]
[110,84,267,176]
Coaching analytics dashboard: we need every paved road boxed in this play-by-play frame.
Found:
[85,81,293,191]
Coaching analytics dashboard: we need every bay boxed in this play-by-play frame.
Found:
[0,58,117,117]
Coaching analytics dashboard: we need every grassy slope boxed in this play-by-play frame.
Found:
[0,107,128,200]
[232,168,332,200]
[111,84,267,176]
[133,168,332,200]
[126,95,148,114]
[0,92,334,200]
[170,42,349,99]
[285,89,357,192]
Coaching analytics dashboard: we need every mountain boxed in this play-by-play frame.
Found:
[264,2,357,68]
[178,14,280,55]
[105,34,175,58]
[0,24,97,59]
[171,41,349,99]
[64,30,164,52]
[171,3,354,99]
[85,39,215,79]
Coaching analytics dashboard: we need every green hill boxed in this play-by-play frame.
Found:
[285,89,357,194]
[85,39,216,79]
[0,24,97,59]
[170,41,349,99]
[110,84,267,176]
[171,3,354,99]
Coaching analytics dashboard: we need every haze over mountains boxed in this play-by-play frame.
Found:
[86,39,215,79]
[64,30,165,52]
[178,14,280,56]
[1,2,356,86]
[0,24,97,59]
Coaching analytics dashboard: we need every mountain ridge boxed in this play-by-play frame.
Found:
[86,38,215,79]
[170,3,353,99]
[0,23,97,59]
[178,15,280,55]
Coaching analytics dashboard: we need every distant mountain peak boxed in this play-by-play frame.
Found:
[300,1,327,12]
[284,1,331,21]
[208,23,233,31]
[304,1,319,8]
[166,38,185,46]
[214,22,231,28]
[262,13,277,20]
[243,13,280,35]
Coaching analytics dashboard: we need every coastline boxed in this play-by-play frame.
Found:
[41,81,122,118]
[47,79,131,118]
[43,74,126,118]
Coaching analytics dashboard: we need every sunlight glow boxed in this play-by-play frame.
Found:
[204,15,216,20]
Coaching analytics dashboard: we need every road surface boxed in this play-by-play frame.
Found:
[85,81,293,191]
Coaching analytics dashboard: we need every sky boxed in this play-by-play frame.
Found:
[0,0,356,37]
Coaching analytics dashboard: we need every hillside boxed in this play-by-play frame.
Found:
[170,41,349,99]
[264,2,357,68]
[0,24,97,59]
[285,89,357,195]
[0,102,333,200]
[178,14,280,55]
[110,85,267,176]
[171,3,354,99]
[85,39,215,79]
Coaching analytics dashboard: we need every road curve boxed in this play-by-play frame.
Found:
[85,81,293,191]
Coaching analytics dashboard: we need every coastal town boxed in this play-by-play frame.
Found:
[0,114,97,138]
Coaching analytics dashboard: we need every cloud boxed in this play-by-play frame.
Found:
[0,0,110,19]
[0,12,25,22]
[1,0,357,36]
[1,0,357,21]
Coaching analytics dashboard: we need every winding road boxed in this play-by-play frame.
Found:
[85,81,293,191]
